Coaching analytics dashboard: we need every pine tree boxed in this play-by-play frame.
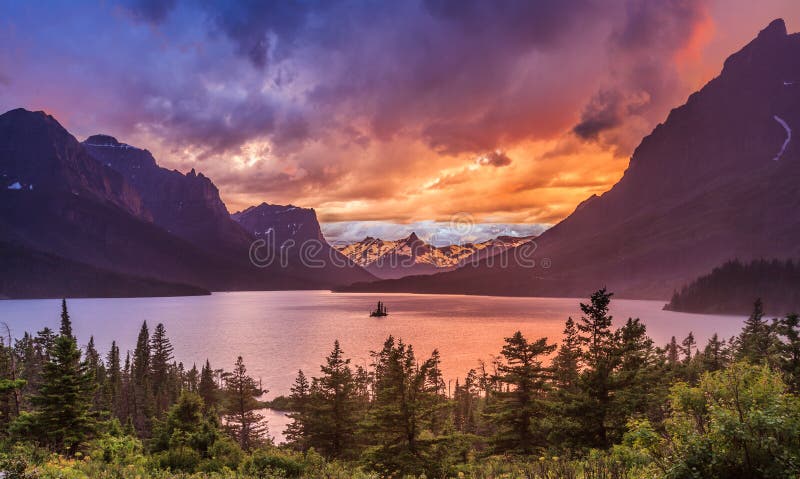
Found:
[700,333,728,372]
[199,359,219,411]
[223,356,268,451]
[363,336,441,477]
[305,341,359,459]
[576,288,618,448]
[0,337,25,433]
[485,331,555,454]
[453,370,479,434]
[150,323,175,417]
[680,332,696,362]
[15,332,39,409]
[14,300,95,455]
[131,321,153,435]
[550,317,584,446]
[608,318,660,442]
[285,369,311,450]
[775,313,800,392]
[60,298,73,339]
[738,299,776,363]
[85,336,107,411]
[666,336,680,366]
[105,341,122,419]
[186,364,200,393]
[552,317,581,391]
[34,327,56,363]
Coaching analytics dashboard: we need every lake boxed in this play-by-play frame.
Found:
[0,290,747,442]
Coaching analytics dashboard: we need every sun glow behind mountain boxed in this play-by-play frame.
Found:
[0,1,798,238]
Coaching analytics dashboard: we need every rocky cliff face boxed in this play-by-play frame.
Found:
[343,19,800,299]
[232,203,376,286]
[0,109,149,220]
[0,109,330,297]
[83,135,253,257]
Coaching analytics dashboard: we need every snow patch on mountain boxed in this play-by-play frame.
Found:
[336,233,535,270]
[773,115,792,161]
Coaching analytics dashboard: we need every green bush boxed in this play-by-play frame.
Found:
[152,447,202,473]
[624,362,800,479]
[86,433,144,466]
[242,449,306,478]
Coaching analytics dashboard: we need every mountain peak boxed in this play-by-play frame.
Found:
[0,108,63,132]
[85,134,120,146]
[759,18,787,39]
[1,108,50,120]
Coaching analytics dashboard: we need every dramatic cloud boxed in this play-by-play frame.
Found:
[574,0,715,151]
[0,0,797,238]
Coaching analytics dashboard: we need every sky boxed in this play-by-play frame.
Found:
[1,0,799,244]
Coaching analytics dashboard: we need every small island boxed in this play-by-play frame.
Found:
[370,301,389,317]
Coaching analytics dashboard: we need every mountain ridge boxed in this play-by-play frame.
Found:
[336,233,535,279]
[341,18,800,299]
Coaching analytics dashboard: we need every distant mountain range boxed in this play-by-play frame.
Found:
[0,110,372,298]
[342,19,800,299]
[335,233,535,279]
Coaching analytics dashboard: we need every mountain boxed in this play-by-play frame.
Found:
[231,202,375,285]
[336,233,535,279]
[0,241,210,299]
[0,109,319,297]
[664,259,800,316]
[342,19,800,299]
[82,135,253,258]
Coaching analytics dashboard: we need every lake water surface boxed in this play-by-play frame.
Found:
[0,291,746,442]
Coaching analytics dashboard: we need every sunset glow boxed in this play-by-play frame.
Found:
[1,0,798,238]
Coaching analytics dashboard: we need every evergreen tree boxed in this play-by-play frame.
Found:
[60,298,73,339]
[550,318,585,447]
[738,299,776,363]
[186,364,200,393]
[14,301,95,455]
[150,323,175,417]
[34,327,56,364]
[15,332,39,409]
[453,370,479,434]
[131,321,153,435]
[775,313,800,392]
[363,336,441,477]
[575,288,618,448]
[608,318,661,442]
[151,391,220,460]
[105,341,122,419]
[285,370,311,450]
[223,356,268,451]
[85,336,107,411]
[305,341,360,459]
[0,337,25,434]
[552,317,582,391]
[700,333,728,372]
[666,336,680,366]
[680,332,696,362]
[486,331,555,454]
[199,359,219,411]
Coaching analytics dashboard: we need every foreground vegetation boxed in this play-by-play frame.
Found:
[2,291,800,478]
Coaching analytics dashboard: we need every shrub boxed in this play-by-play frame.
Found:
[151,447,202,473]
[242,449,306,478]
